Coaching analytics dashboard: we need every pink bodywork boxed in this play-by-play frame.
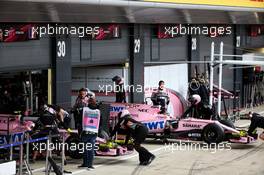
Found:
[175,118,215,132]
[96,146,133,156]
[109,88,186,133]
[108,96,255,144]
[229,136,255,144]
[145,88,186,118]
[109,102,171,133]
[109,106,213,134]
[0,114,34,134]
[95,136,133,156]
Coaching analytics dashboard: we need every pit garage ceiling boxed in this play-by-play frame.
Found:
[0,0,264,23]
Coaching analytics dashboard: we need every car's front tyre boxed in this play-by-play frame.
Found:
[202,123,225,144]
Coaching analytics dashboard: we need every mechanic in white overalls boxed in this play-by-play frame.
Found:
[151,80,170,114]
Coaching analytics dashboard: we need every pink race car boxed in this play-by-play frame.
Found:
[107,89,256,144]
[0,114,34,146]
[109,103,255,144]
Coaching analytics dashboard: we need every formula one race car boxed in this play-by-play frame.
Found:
[0,114,34,145]
[0,114,34,159]
[107,92,256,144]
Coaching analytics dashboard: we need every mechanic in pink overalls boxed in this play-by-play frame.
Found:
[110,110,156,165]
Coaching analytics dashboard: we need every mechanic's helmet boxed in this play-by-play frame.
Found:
[112,76,122,84]
[259,132,264,141]
[86,88,95,98]
[43,104,56,114]
[248,111,253,118]
[189,94,201,105]
[43,104,48,111]
[120,109,130,118]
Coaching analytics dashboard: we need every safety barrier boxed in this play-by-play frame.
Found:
[0,136,48,149]
[0,131,36,175]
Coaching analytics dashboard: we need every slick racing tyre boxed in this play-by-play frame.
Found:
[203,123,225,144]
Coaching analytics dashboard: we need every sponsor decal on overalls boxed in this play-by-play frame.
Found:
[82,107,101,133]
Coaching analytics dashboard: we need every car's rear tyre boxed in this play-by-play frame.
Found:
[203,123,224,144]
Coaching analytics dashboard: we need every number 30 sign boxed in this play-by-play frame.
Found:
[57,41,66,58]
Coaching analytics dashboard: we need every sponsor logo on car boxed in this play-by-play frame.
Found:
[126,104,141,108]
[110,106,125,112]
[0,132,24,145]
[188,133,201,137]
[183,123,202,128]
[138,109,148,113]
[143,121,165,130]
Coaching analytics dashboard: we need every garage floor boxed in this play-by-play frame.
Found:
[30,106,264,175]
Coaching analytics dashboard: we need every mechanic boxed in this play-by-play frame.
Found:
[73,88,90,109]
[181,94,214,119]
[47,105,72,129]
[112,75,126,103]
[73,88,90,132]
[78,97,100,170]
[31,105,65,163]
[151,80,170,114]
[247,111,264,140]
[188,78,209,105]
[110,110,156,166]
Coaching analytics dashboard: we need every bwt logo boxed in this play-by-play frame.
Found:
[143,121,165,130]
[0,133,23,145]
[110,106,125,112]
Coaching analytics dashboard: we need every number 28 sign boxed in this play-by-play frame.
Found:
[134,39,140,53]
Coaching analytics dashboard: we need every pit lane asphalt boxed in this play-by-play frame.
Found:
[31,130,264,175]
[31,107,264,175]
